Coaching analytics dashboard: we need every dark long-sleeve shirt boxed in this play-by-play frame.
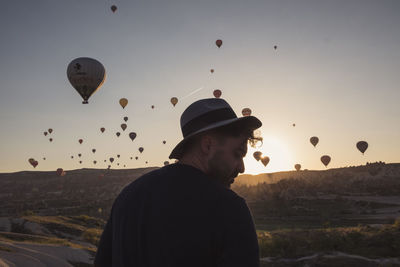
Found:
[94,163,259,267]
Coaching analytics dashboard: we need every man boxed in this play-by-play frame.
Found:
[95,98,262,267]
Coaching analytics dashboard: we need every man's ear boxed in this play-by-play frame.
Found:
[200,134,213,155]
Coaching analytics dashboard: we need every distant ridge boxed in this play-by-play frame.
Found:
[236,163,400,186]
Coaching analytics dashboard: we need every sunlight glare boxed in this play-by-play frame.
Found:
[244,135,294,174]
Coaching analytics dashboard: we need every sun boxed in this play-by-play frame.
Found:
[243,135,294,174]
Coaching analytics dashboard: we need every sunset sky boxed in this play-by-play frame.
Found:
[0,0,399,174]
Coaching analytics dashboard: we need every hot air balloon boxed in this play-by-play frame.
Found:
[117,163,120,166]
[356,141,368,155]
[67,57,106,104]
[79,139,83,144]
[151,105,155,109]
[170,97,178,107]
[213,89,222,98]
[164,161,169,166]
[44,132,48,136]
[130,157,133,160]
[216,39,223,48]
[162,140,166,144]
[274,45,277,50]
[321,155,331,167]
[292,123,296,127]
[135,156,138,160]
[56,168,64,176]
[210,69,214,73]
[295,164,301,171]
[123,165,126,167]
[253,151,262,161]
[49,138,53,142]
[104,160,107,162]
[129,132,137,141]
[242,108,252,117]
[109,157,114,163]
[108,165,111,169]
[116,132,121,137]
[78,153,81,157]
[48,129,53,134]
[261,156,270,167]
[139,147,144,153]
[111,5,117,13]
[100,127,105,133]
[145,161,148,164]
[123,116,128,122]
[28,158,38,168]
[121,123,127,131]
[43,157,46,160]
[310,136,319,147]
[119,98,128,109]
[79,161,82,164]
[92,149,96,153]
[117,154,120,158]
[71,156,74,159]
[93,160,97,164]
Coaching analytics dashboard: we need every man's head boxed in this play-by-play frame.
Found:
[181,122,262,188]
[169,98,262,188]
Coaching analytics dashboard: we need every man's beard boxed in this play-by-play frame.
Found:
[207,150,238,188]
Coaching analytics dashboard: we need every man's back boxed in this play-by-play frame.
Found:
[95,163,259,267]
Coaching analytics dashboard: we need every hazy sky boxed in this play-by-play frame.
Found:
[0,0,399,174]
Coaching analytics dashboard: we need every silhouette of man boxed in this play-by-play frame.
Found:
[95,98,262,267]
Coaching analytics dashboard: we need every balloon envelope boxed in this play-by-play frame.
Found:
[100,127,105,133]
[116,132,120,137]
[170,97,178,107]
[67,57,106,104]
[321,155,331,167]
[28,158,38,168]
[242,108,252,117]
[121,123,127,131]
[213,89,222,98]
[124,116,128,122]
[111,5,117,12]
[79,139,83,144]
[109,157,114,163]
[261,156,270,167]
[92,149,96,153]
[56,168,64,176]
[44,132,48,136]
[139,147,144,153]
[119,98,128,109]
[295,164,301,171]
[253,151,262,161]
[129,132,137,141]
[48,129,53,134]
[210,69,214,73]
[216,39,223,48]
[356,141,368,154]
[310,136,319,147]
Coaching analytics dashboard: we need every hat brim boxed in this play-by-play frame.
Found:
[169,116,262,159]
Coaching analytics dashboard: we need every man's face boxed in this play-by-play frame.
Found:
[206,135,248,188]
